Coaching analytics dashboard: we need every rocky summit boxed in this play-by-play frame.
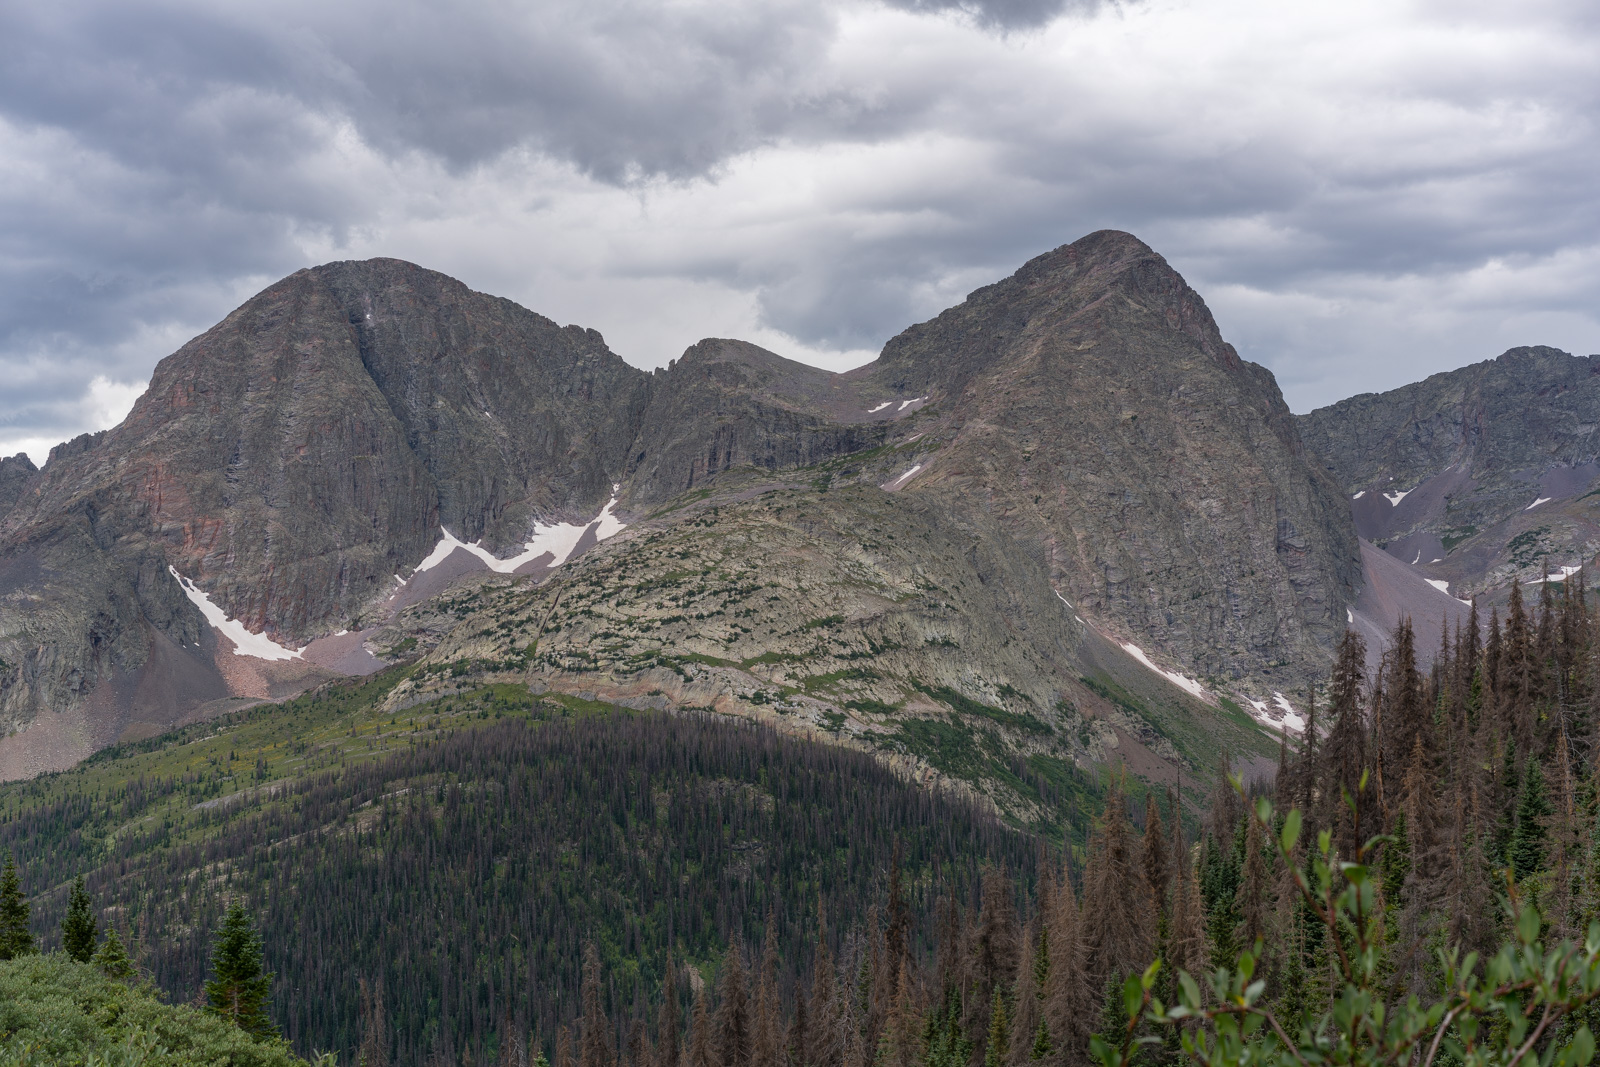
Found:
[4,228,1556,782]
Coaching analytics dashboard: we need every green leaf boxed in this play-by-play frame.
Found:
[1519,903,1542,944]
[1123,974,1143,1021]
[1178,972,1202,1010]
[1572,1026,1597,1067]
[1142,959,1162,990]
[1281,808,1302,853]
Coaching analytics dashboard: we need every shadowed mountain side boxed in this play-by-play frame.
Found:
[621,339,900,504]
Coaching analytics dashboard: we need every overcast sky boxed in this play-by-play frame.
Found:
[3,0,1598,465]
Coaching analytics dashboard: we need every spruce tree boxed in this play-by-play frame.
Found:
[93,923,134,980]
[1511,759,1552,881]
[0,852,35,960]
[982,988,1009,1067]
[1234,812,1268,950]
[204,902,276,1038]
[923,989,971,1067]
[61,875,98,963]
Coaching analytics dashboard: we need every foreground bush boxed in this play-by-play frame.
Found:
[0,953,307,1067]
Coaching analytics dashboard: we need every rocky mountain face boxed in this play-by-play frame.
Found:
[1,231,1353,776]
[1299,346,1600,603]
[864,231,1361,686]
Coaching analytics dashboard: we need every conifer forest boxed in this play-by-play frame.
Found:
[10,575,1600,1067]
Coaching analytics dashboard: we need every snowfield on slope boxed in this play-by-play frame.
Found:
[169,567,303,661]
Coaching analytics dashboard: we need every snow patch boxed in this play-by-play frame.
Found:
[881,464,924,490]
[1352,491,1365,500]
[169,566,303,661]
[412,489,627,577]
[867,401,893,413]
[1347,608,1354,624]
[897,395,929,411]
[1531,564,1584,585]
[1383,489,1411,507]
[1526,497,1552,510]
[1272,692,1306,733]
[1119,642,1207,700]
[1425,579,1452,595]
[1054,591,1074,609]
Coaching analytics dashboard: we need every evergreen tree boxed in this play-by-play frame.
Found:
[61,874,98,963]
[204,902,276,1038]
[1200,832,1241,969]
[1028,1019,1052,1063]
[93,923,135,980]
[982,989,1009,1067]
[0,852,34,960]
[923,990,972,1067]
[1321,631,1369,855]
[1234,813,1268,951]
[1511,759,1552,881]
[1142,796,1170,922]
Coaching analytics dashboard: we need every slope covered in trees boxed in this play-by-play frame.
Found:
[0,678,1047,1065]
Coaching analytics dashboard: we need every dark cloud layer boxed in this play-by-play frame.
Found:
[2,0,1598,460]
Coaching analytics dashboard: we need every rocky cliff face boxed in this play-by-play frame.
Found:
[1299,346,1600,600]
[0,260,655,767]
[1,232,1355,773]
[0,454,35,521]
[862,231,1360,684]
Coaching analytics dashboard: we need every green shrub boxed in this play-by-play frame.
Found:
[0,953,307,1066]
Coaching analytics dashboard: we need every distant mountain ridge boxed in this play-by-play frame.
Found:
[2,231,1378,776]
[1299,345,1600,604]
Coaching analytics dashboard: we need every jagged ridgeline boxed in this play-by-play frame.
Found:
[0,677,1065,1065]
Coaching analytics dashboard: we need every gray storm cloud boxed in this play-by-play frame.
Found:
[2,0,1598,462]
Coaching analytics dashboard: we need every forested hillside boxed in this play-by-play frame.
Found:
[0,675,1055,1065]
[5,565,1595,1067]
